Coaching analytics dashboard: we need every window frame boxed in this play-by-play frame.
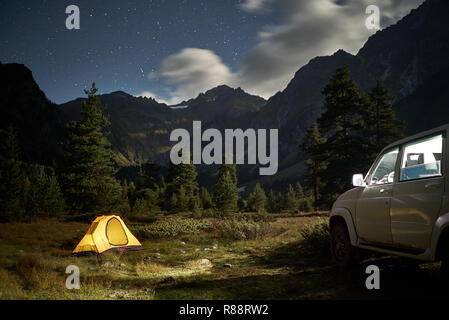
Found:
[397,131,445,183]
[367,147,400,186]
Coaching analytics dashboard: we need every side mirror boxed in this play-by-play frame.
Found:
[352,174,366,187]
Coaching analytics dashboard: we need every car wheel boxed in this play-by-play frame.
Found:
[441,248,449,282]
[330,222,355,267]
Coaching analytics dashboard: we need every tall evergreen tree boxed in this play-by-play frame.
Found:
[166,151,198,212]
[317,68,367,204]
[218,163,237,186]
[62,83,122,213]
[301,123,328,209]
[200,187,213,209]
[267,189,279,213]
[25,165,65,218]
[0,126,26,221]
[295,182,304,199]
[247,183,267,213]
[362,81,405,164]
[135,163,160,190]
[213,164,238,216]
[284,184,299,213]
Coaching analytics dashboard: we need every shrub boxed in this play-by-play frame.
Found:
[214,219,283,240]
[298,197,314,213]
[14,253,47,289]
[300,218,330,257]
[202,208,214,218]
[25,166,65,218]
[240,212,276,223]
[131,217,211,239]
[132,198,148,216]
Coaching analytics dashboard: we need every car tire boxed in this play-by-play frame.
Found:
[441,248,449,283]
[330,222,355,267]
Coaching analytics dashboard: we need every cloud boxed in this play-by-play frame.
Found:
[152,48,234,104]
[236,0,425,98]
[239,0,272,12]
[149,0,424,101]
[136,91,171,105]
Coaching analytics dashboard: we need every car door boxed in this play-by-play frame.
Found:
[356,148,399,245]
[390,132,445,251]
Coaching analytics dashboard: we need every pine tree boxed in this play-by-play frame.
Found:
[362,81,405,164]
[267,189,278,213]
[247,183,267,213]
[301,123,327,209]
[218,163,237,186]
[176,185,189,212]
[200,187,213,209]
[213,166,238,217]
[317,68,367,204]
[26,165,65,218]
[0,126,26,221]
[285,184,299,213]
[295,182,304,199]
[135,163,160,190]
[191,194,203,218]
[166,151,198,212]
[62,83,122,213]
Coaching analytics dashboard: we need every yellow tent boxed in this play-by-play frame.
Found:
[73,215,143,255]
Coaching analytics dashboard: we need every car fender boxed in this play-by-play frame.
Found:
[430,211,449,260]
[330,208,358,246]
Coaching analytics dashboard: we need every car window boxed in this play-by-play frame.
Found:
[400,134,443,181]
[370,148,399,185]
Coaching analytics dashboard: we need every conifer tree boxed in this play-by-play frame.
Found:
[200,187,213,209]
[362,81,405,164]
[247,183,267,213]
[62,83,122,213]
[135,163,160,190]
[295,182,304,199]
[213,165,238,216]
[267,189,278,213]
[218,163,237,186]
[26,165,65,218]
[285,184,299,213]
[0,126,26,221]
[166,151,198,212]
[301,123,327,208]
[317,68,367,203]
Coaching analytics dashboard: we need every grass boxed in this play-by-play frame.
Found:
[0,213,448,300]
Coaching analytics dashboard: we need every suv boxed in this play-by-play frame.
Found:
[330,124,449,272]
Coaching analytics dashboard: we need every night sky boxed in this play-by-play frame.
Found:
[0,0,423,104]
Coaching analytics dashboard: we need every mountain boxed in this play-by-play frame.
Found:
[246,0,449,157]
[60,85,266,166]
[174,85,266,122]
[238,0,449,191]
[2,0,449,193]
[0,62,66,166]
[358,0,449,135]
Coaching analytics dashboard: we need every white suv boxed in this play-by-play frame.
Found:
[330,124,449,273]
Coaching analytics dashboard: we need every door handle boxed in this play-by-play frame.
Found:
[425,183,441,190]
[379,188,391,194]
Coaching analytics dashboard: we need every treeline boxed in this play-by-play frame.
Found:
[0,67,404,221]
[301,67,404,208]
[0,127,65,221]
[0,84,313,222]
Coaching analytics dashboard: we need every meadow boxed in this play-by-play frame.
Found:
[0,213,448,300]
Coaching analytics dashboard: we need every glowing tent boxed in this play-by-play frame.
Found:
[73,215,143,255]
